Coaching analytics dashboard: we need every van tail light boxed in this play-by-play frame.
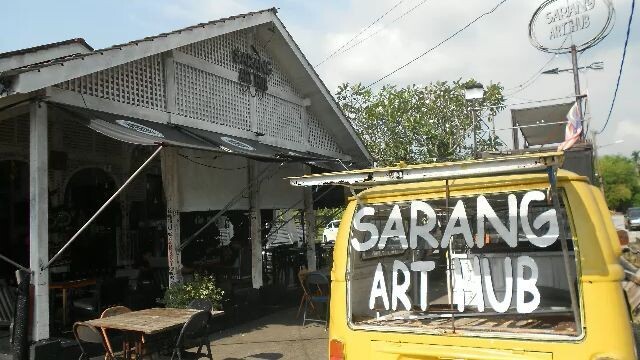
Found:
[330,339,345,360]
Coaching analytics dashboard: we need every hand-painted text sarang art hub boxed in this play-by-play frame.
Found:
[354,191,559,315]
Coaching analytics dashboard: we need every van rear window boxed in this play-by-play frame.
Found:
[348,189,581,337]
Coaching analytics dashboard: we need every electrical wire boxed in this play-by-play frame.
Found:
[474,94,577,110]
[596,0,635,134]
[325,0,431,62]
[315,0,405,67]
[504,54,557,96]
[364,0,510,89]
[503,35,572,97]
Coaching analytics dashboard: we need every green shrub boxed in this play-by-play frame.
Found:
[161,273,224,310]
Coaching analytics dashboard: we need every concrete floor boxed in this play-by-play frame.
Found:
[207,306,328,360]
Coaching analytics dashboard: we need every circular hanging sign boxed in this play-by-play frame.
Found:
[529,0,615,54]
[220,136,255,151]
[115,119,164,138]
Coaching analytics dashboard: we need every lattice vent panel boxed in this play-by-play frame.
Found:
[178,28,302,97]
[175,63,251,131]
[56,55,166,111]
[256,94,303,144]
[0,114,28,149]
[307,110,342,154]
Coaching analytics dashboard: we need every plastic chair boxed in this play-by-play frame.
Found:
[100,306,132,359]
[302,271,330,328]
[170,310,213,360]
[73,322,113,360]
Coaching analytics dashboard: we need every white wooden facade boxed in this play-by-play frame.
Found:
[0,8,371,340]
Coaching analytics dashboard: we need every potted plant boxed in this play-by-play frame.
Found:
[161,273,224,310]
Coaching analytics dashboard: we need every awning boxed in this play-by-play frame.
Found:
[511,102,573,146]
[58,105,335,162]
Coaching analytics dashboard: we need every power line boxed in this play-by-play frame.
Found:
[474,95,577,110]
[364,0,510,89]
[315,0,405,67]
[504,54,557,96]
[327,0,431,61]
[597,0,635,134]
[504,35,570,97]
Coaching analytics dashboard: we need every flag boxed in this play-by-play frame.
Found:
[557,101,582,151]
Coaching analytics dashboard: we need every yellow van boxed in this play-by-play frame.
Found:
[291,152,636,360]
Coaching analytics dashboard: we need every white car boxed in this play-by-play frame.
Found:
[322,220,340,243]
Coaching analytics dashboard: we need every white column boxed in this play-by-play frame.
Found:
[303,165,317,271]
[29,101,49,340]
[161,147,183,285]
[249,159,263,288]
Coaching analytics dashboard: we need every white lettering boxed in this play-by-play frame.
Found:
[392,260,412,311]
[520,191,559,247]
[453,257,485,312]
[482,257,513,313]
[369,263,390,310]
[410,201,439,249]
[379,204,408,250]
[516,255,541,313]
[441,200,474,249]
[351,206,379,251]
[476,194,518,248]
[411,261,436,311]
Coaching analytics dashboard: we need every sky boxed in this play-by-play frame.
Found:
[1,0,637,156]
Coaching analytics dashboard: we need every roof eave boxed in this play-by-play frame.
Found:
[4,10,275,95]
[268,16,373,166]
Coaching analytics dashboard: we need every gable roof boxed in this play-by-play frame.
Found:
[0,8,372,165]
[0,8,278,91]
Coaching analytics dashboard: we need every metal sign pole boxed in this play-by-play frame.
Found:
[570,45,584,138]
[43,145,164,271]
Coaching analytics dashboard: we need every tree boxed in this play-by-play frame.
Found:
[336,80,506,166]
[599,155,639,210]
[632,150,640,174]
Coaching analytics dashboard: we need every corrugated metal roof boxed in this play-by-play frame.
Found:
[1,8,277,76]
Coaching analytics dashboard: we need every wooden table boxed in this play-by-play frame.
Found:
[49,278,97,327]
[84,308,223,359]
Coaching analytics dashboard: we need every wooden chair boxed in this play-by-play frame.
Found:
[100,306,132,360]
[73,322,115,360]
[170,310,213,360]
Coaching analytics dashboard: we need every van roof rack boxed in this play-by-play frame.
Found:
[289,152,563,188]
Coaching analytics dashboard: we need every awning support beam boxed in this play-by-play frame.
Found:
[0,253,30,273]
[43,145,164,271]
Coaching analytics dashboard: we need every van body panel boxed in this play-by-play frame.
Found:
[329,170,636,359]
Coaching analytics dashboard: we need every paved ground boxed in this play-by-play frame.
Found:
[207,306,328,360]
